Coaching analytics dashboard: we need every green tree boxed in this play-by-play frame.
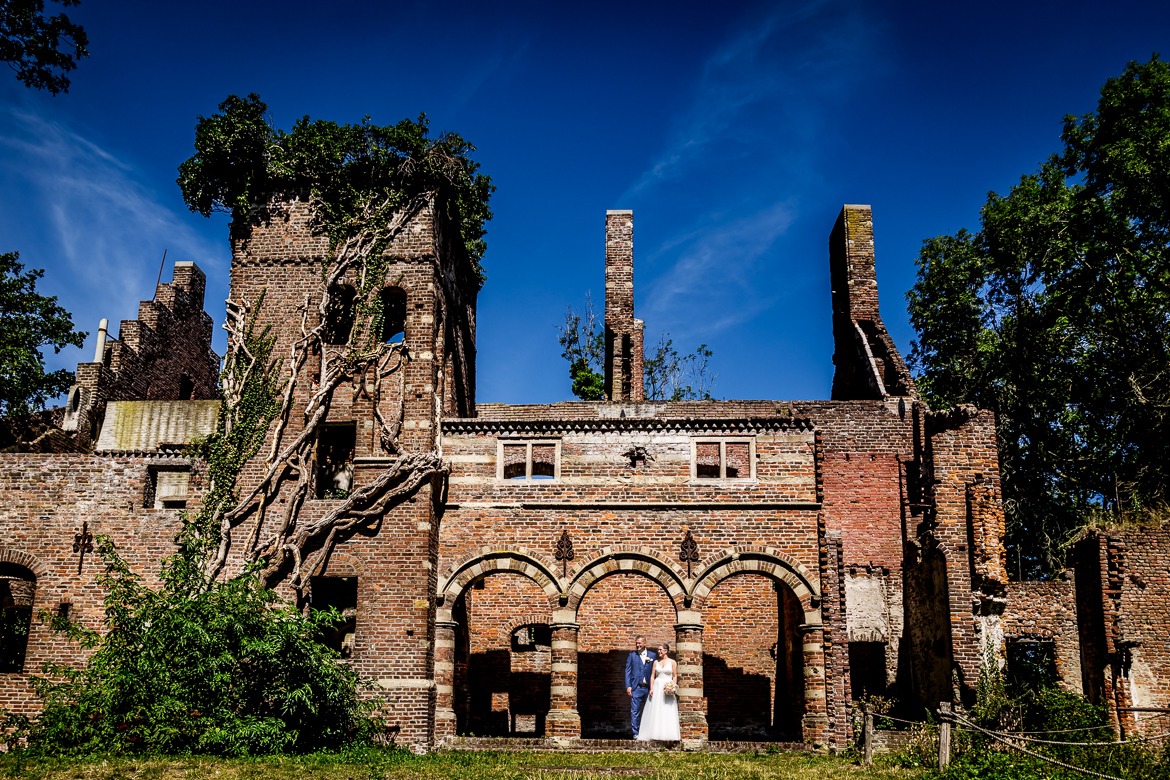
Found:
[177,93,493,285]
[557,299,715,400]
[1,0,88,94]
[557,295,605,401]
[907,56,1170,575]
[644,337,714,401]
[0,251,86,418]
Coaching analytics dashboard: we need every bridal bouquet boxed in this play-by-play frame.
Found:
[663,681,678,696]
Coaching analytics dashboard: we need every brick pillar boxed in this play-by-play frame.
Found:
[800,623,830,746]
[433,611,458,743]
[546,614,581,738]
[675,611,708,744]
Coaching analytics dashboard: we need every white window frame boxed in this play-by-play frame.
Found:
[497,438,561,482]
[691,437,756,481]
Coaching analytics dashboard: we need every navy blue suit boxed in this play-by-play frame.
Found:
[625,649,657,737]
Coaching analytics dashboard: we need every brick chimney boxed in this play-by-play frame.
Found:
[829,204,917,400]
[604,210,644,402]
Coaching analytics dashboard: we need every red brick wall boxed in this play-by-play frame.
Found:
[576,574,676,737]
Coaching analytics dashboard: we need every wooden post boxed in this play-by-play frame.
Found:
[862,704,874,766]
[938,702,952,769]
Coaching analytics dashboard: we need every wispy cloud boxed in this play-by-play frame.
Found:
[621,0,868,200]
[0,107,225,375]
[642,201,795,335]
[624,0,880,337]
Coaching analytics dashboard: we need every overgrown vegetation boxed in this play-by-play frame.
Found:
[558,297,715,401]
[907,55,1170,576]
[173,93,492,592]
[1,542,372,757]
[1,96,494,757]
[889,654,1170,779]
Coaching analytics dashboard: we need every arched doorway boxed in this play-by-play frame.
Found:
[0,562,36,673]
[703,573,805,740]
[451,571,554,736]
[575,572,677,738]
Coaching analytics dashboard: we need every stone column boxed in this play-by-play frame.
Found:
[546,610,581,738]
[675,610,707,745]
[800,623,830,746]
[433,609,458,744]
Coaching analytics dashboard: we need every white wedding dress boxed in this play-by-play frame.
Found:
[636,659,681,740]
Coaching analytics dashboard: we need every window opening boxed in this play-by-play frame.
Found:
[324,284,356,345]
[1006,639,1057,692]
[178,374,194,400]
[500,440,559,481]
[693,438,754,480]
[311,576,357,658]
[848,642,887,701]
[511,624,552,652]
[145,465,191,509]
[0,563,36,673]
[316,423,356,499]
[379,287,407,343]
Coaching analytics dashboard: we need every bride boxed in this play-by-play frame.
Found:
[636,641,681,741]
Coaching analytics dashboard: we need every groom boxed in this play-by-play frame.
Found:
[624,634,656,738]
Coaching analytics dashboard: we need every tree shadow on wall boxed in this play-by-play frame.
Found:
[579,650,634,738]
[464,650,550,737]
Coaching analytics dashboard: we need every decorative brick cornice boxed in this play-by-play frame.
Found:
[442,416,814,435]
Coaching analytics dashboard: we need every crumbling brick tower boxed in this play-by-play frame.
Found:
[828,205,1008,712]
[226,195,478,746]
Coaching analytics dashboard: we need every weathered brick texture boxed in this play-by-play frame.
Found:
[0,202,1033,752]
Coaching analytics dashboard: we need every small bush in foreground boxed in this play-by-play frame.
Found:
[3,538,376,757]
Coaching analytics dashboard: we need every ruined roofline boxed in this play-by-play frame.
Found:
[442,415,815,435]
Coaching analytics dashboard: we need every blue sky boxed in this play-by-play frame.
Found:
[2,0,1168,405]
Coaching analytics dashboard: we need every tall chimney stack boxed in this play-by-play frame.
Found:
[604,210,644,402]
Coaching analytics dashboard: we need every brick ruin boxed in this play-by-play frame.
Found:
[1,201,1167,749]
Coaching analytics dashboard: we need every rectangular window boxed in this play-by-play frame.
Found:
[145,465,191,509]
[316,423,356,499]
[311,576,357,658]
[498,439,560,481]
[692,438,755,480]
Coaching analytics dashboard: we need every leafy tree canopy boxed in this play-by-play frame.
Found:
[907,55,1170,575]
[558,296,716,401]
[177,94,493,285]
[0,0,88,94]
[0,251,86,418]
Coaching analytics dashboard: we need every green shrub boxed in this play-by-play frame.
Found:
[8,539,377,757]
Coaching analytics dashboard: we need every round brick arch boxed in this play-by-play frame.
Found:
[689,547,821,616]
[438,548,562,606]
[564,548,687,614]
[0,547,47,580]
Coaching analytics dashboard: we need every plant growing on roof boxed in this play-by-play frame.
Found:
[176,94,493,593]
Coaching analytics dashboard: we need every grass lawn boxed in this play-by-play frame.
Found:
[0,748,923,780]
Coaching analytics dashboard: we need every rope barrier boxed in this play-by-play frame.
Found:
[952,713,1170,746]
[868,714,927,727]
[953,716,1129,780]
[1009,724,1116,735]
